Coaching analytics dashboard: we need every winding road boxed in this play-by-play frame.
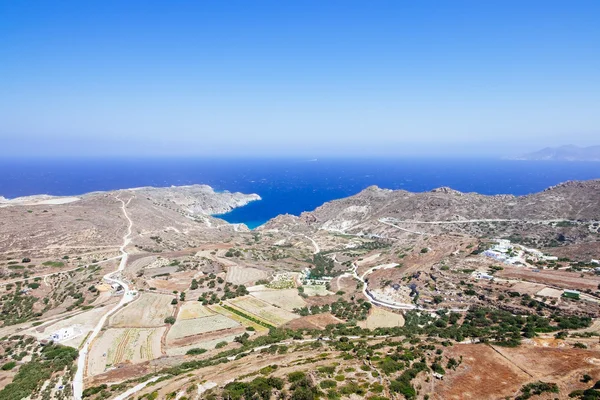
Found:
[350,262,468,312]
[73,196,136,400]
[378,219,430,236]
[303,234,320,254]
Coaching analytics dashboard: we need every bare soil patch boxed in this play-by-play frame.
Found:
[498,266,600,291]
[284,313,343,330]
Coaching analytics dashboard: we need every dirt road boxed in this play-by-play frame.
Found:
[73,195,137,400]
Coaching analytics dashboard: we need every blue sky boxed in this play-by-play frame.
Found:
[1,0,599,157]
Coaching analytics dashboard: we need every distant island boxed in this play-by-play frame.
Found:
[515,145,600,161]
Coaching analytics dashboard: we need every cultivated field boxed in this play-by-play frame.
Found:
[226,296,299,326]
[166,314,240,341]
[226,265,268,285]
[359,307,405,329]
[87,327,165,376]
[178,301,214,320]
[249,288,307,312]
[109,292,174,327]
[208,304,269,332]
[302,284,333,296]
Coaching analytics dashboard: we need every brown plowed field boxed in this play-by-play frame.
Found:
[497,266,600,291]
[434,343,600,400]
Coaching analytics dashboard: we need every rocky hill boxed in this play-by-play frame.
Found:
[260,180,600,247]
[0,185,260,255]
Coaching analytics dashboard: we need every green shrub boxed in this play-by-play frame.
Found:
[185,348,207,355]
[320,380,337,389]
[1,362,16,371]
[288,371,307,383]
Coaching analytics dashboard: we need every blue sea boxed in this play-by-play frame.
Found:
[1,158,598,229]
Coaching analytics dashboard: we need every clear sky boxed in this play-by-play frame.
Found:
[1,0,599,157]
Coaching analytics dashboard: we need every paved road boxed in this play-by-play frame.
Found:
[73,196,137,400]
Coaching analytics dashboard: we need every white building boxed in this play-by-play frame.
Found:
[494,239,511,252]
[474,271,494,280]
[484,250,507,261]
[543,255,559,261]
[49,327,76,342]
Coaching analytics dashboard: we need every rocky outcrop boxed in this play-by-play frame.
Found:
[125,185,261,215]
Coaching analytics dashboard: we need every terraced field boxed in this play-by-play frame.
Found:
[178,301,214,320]
[166,314,240,341]
[208,304,269,332]
[249,288,307,312]
[226,295,299,326]
[109,292,174,328]
[226,265,268,285]
[87,327,165,376]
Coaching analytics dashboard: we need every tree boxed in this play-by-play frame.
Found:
[164,316,176,324]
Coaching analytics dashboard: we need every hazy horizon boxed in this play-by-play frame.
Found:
[1,1,599,157]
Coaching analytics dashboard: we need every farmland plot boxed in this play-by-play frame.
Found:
[226,296,299,326]
[87,327,164,376]
[250,288,307,312]
[167,314,240,341]
[109,292,174,327]
[359,307,405,329]
[302,284,333,297]
[178,301,214,320]
[208,304,269,332]
[226,265,268,285]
